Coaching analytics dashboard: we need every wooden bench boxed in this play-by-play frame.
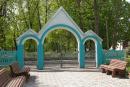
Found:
[9,62,30,79]
[100,59,127,77]
[0,68,26,87]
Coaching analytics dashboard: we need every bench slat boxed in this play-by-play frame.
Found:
[6,76,26,87]
[0,69,26,87]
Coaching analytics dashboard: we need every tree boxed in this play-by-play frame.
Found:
[0,0,130,50]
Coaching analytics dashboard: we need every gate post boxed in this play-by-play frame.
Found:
[17,44,24,69]
[96,42,104,67]
[37,42,44,70]
[78,40,85,68]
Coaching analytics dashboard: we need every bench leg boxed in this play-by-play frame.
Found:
[112,71,116,77]
[101,68,106,73]
[106,70,111,75]
[119,71,126,78]
[26,73,30,80]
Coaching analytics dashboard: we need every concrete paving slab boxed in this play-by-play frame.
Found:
[25,71,130,87]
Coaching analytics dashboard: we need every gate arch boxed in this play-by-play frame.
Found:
[41,24,81,44]
[19,35,39,45]
[40,24,84,68]
[17,29,43,69]
[83,34,104,67]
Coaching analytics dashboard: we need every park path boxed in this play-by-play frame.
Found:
[25,71,130,87]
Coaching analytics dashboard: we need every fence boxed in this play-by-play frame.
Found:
[104,50,125,64]
[24,52,37,61]
[0,50,16,67]
[0,50,126,66]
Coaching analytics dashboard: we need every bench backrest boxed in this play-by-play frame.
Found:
[0,69,11,86]
[109,59,127,70]
[109,59,118,65]
[10,62,20,74]
[115,61,127,70]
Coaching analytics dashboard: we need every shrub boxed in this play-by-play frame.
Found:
[125,58,130,66]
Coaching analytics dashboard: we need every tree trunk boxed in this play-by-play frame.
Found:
[93,0,99,35]
[13,31,17,50]
[27,1,32,29]
[75,0,84,30]
[106,19,109,49]
[45,0,48,23]
[0,0,7,17]
[37,1,42,30]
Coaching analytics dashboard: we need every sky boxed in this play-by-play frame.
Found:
[126,0,130,3]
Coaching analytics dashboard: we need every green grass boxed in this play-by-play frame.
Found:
[126,57,130,73]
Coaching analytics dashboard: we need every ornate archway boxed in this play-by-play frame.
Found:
[17,7,104,70]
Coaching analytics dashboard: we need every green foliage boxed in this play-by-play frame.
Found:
[24,39,37,52]
[0,0,130,51]
[126,58,130,66]
[44,29,77,53]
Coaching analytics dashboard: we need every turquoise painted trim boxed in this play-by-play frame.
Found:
[19,34,40,45]
[83,36,101,44]
[83,36,104,68]
[41,24,82,43]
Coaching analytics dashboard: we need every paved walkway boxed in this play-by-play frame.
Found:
[25,71,130,87]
